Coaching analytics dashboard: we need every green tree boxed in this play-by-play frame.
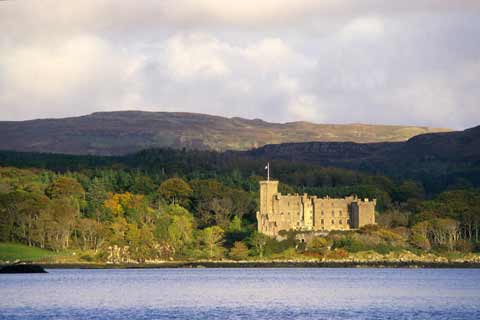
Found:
[167,208,194,255]
[393,180,424,203]
[199,226,224,259]
[131,175,156,195]
[85,178,109,221]
[228,215,243,232]
[250,232,269,258]
[158,178,192,206]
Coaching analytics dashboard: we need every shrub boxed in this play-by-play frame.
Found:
[359,224,380,234]
[326,248,348,260]
[307,237,332,254]
[455,240,473,253]
[374,244,394,255]
[80,254,94,262]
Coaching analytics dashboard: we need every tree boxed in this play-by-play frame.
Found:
[103,192,152,224]
[377,210,409,228]
[126,224,157,262]
[307,237,332,254]
[210,198,233,229]
[429,218,460,251]
[167,208,194,255]
[229,241,249,260]
[199,226,224,259]
[131,175,156,195]
[411,221,431,250]
[44,198,77,250]
[77,218,105,251]
[250,232,269,258]
[46,176,85,220]
[158,178,192,206]
[46,176,85,201]
[393,180,424,203]
[85,178,109,221]
[228,215,243,233]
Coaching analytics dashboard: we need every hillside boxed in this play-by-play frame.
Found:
[244,125,480,192]
[0,111,450,155]
[246,125,480,164]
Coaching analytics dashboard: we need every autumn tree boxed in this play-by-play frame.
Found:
[76,218,105,251]
[46,176,85,219]
[229,241,249,260]
[46,176,85,200]
[103,192,153,224]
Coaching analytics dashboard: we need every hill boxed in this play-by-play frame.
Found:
[0,111,450,155]
[244,125,480,192]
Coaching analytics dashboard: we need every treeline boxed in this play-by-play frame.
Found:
[0,148,480,262]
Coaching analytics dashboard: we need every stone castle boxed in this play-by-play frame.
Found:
[257,180,376,237]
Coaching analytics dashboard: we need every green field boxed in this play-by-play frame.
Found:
[0,243,59,262]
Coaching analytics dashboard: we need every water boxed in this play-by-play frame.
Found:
[1,268,480,319]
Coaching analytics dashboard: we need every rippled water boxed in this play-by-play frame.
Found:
[1,268,480,319]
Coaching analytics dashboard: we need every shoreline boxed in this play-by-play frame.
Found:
[4,260,480,269]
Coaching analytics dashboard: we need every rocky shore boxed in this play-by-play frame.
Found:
[5,259,480,270]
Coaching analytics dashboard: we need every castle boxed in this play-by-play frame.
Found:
[256,180,376,237]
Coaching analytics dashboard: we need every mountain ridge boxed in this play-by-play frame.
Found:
[0,110,451,156]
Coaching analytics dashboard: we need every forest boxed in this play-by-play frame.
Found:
[1,149,480,263]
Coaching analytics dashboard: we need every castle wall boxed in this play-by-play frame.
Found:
[312,198,350,231]
[351,199,376,228]
[257,180,376,237]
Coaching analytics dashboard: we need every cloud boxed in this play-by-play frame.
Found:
[0,1,479,129]
[164,34,231,80]
[0,34,142,119]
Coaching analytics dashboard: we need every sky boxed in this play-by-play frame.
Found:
[0,1,479,129]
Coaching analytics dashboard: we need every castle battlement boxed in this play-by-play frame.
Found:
[256,180,376,237]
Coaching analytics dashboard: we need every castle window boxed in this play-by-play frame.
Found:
[331,210,335,217]
[321,210,324,216]
[339,220,342,224]
[321,219,324,224]
[339,210,342,216]
[331,219,335,224]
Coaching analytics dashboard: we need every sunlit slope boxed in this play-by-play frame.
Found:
[0,111,450,155]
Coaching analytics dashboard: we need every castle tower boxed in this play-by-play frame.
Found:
[257,180,279,235]
[259,180,279,216]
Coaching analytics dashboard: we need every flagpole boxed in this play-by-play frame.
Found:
[267,162,270,181]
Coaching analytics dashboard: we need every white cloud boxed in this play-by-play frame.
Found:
[340,16,385,40]
[164,33,231,80]
[0,1,479,129]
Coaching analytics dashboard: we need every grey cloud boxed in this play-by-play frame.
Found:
[0,1,479,129]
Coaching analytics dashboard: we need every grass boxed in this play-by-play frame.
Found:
[0,242,59,262]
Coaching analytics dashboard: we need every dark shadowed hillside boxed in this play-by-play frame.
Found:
[245,125,480,192]
[0,111,450,155]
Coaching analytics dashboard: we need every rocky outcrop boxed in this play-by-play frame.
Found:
[0,264,47,273]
